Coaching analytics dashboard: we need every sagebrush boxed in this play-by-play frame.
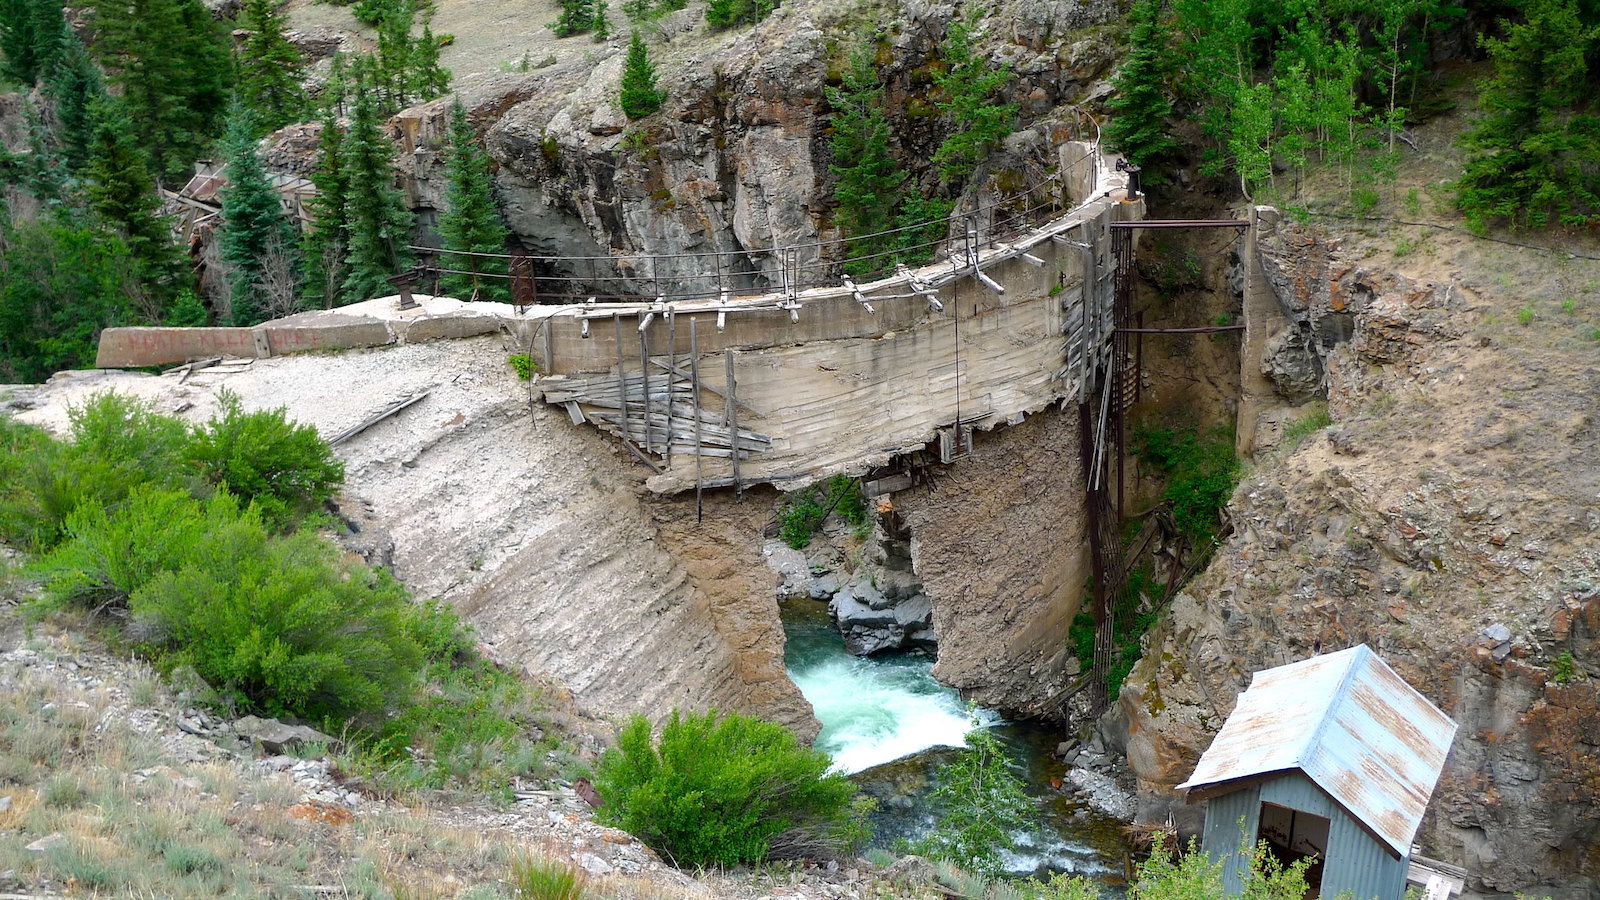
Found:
[593,709,867,867]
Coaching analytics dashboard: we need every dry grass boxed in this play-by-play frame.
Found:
[0,642,618,899]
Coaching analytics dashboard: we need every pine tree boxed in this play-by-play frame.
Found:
[826,46,906,276]
[16,99,65,204]
[705,0,776,29]
[90,0,232,183]
[374,14,411,112]
[340,70,414,301]
[0,0,68,86]
[217,103,299,325]
[621,0,651,24]
[43,34,105,175]
[1103,0,1178,177]
[703,0,735,27]
[302,108,351,308]
[236,0,307,135]
[0,219,140,381]
[618,30,663,119]
[1458,0,1600,227]
[322,52,350,118]
[592,1,612,41]
[82,96,182,319]
[438,99,510,302]
[408,23,451,102]
[929,14,1015,183]
[552,0,595,37]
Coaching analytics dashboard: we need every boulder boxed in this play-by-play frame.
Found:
[831,583,935,656]
[233,716,339,755]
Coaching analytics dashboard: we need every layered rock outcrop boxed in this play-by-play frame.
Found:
[388,0,1126,287]
[895,405,1090,716]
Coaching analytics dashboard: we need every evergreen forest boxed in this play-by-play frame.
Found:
[0,0,459,381]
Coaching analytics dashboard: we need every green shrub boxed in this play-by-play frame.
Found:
[1133,422,1239,547]
[184,390,344,530]
[777,475,869,549]
[6,394,559,790]
[67,391,191,489]
[0,417,92,550]
[1553,650,1578,684]
[129,502,422,722]
[508,353,537,380]
[36,486,214,612]
[912,727,1032,879]
[350,600,554,795]
[510,854,588,900]
[0,394,192,551]
[593,709,866,867]
[705,0,776,29]
[622,0,687,22]
[779,491,827,549]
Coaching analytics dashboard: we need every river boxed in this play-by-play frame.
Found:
[782,599,1131,884]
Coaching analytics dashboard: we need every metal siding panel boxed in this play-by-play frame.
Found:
[1203,787,1257,894]
[1322,809,1407,900]
[1259,772,1338,819]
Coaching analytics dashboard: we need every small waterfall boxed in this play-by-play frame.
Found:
[787,611,999,774]
[782,599,1130,882]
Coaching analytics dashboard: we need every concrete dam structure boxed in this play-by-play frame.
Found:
[525,141,1144,494]
[87,139,1150,721]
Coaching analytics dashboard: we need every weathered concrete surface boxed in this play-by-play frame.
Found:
[645,488,819,741]
[95,296,519,369]
[894,405,1089,716]
[97,326,267,368]
[533,154,1142,495]
[258,315,395,357]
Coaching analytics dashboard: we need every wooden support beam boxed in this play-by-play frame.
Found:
[725,350,740,489]
[690,317,704,514]
[329,392,430,446]
[665,311,676,469]
[613,313,630,453]
[638,330,654,455]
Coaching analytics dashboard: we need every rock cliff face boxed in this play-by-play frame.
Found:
[389,0,1124,288]
[1122,218,1600,896]
[895,405,1090,716]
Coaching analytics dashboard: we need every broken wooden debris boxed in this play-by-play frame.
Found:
[328,392,431,446]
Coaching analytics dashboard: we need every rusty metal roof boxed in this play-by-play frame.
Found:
[1176,644,1457,857]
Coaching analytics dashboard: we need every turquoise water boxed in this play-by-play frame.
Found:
[782,599,1131,882]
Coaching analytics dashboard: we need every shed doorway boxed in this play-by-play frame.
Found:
[1257,802,1329,897]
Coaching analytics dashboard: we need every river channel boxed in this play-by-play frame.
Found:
[781,599,1132,884]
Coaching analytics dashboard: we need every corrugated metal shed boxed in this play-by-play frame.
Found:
[1177,644,1456,857]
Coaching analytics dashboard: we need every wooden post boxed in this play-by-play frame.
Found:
[724,350,740,490]
[665,311,676,469]
[542,318,555,375]
[690,317,703,521]
[638,329,654,456]
[613,314,630,446]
